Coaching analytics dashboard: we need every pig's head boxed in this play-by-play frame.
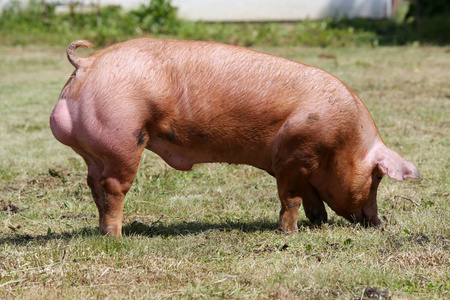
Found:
[314,142,420,226]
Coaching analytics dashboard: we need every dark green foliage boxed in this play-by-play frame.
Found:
[130,0,179,34]
[406,0,450,19]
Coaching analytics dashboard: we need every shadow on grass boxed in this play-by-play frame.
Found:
[122,219,282,237]
[0,217,350,246]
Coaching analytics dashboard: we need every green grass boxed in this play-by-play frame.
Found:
[0,44,449,299]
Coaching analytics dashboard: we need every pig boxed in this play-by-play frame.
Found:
[50,39,420,237]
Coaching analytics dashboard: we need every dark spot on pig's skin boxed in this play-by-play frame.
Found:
[269,119,282,126]
[261,110,268,115]
[307,113,320,123]
[133,129,147,147]
[157,126,179,144]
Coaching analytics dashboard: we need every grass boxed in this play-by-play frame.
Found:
[0,43,449,299]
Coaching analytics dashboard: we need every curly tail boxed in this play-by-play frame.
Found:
[67,40,94,69]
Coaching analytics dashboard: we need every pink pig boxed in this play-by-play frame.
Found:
[50,39,420,237]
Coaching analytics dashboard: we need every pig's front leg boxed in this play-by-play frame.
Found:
[272,121,322,232]
[277,189,301,232]
[276,180,328,232]
[276,175,304,233]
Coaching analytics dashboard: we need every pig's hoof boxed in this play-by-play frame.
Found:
[277,224,299,234]
[100,225,122,238]
[306,215,328,225]
[304,209,328,225]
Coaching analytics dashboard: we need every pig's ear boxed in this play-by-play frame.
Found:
[374,145,420,181]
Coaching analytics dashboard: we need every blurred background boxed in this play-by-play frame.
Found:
[0,0,449,47]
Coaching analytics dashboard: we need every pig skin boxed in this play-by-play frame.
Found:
[50,39,420,237]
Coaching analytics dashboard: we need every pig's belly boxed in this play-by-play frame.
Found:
[146,137,213,171]
[146,135,269,171]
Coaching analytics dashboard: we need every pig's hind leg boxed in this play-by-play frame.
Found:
[79,137,145,238]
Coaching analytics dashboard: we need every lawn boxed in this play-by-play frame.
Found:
[0,43,448,299]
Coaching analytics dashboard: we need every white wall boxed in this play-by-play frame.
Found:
[173,0,393,21]
[1,0,393,20]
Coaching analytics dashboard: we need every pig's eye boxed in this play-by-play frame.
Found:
[376,175,382,180]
